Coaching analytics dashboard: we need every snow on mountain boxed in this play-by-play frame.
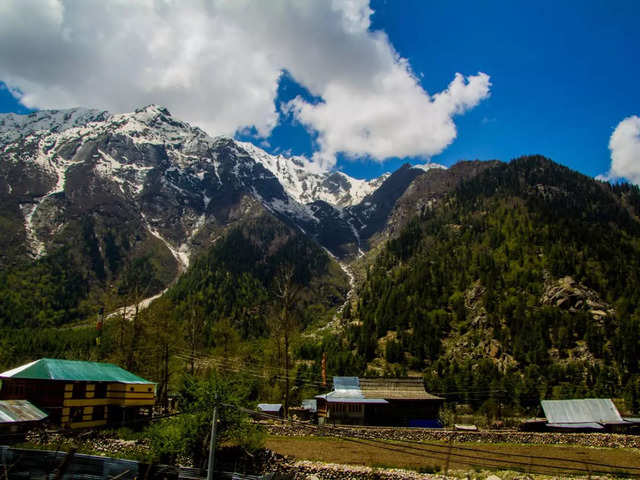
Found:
[0,107,110,146]
[1,105,416,262]
[236,141,385,208]
[412,162,447,172]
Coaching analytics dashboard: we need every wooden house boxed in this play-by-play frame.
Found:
[0,358,155,429]
[316,376,443,426]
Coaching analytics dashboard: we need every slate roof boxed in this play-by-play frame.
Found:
[316,376,441,403]
[0,358,154,384]
[0,400,48,424]
[541,398,626,426]
[359,378,443,401]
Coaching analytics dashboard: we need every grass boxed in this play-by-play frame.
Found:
[265,435,640,477]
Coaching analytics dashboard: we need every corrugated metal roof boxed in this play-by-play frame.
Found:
[547,422,605,430]
[359,377,443,401]
[541,399,623,425]
[0,400,48,423]
[0,358,154,384]
[257,403,282,413]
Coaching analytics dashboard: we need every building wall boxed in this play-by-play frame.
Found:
[326,403,365,425]
[316,399,442,426]
[365,400,442,426]
[0,378,155,429]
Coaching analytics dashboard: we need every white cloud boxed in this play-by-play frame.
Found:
[600,116,640,184]
[0,0,490,170]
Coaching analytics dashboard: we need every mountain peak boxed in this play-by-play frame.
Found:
[134,104,172,117]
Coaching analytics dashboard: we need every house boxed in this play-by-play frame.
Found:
[0,399,48,441]
[0,358,155,429]
[257,403,283,418]
[316,376,443,426]
[540,398,636,432]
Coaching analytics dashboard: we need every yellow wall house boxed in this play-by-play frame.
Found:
[0,358,155,429]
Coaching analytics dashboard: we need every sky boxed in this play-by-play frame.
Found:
[0,0,639,182]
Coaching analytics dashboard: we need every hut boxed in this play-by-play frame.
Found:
[0,358,155,429]
[0,399,48,441]
[316,377,443,426]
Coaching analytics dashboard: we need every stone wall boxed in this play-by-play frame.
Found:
[265,422,640,449]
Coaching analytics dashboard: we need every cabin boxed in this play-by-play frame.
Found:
[316,376,443,426]
[0,358,155,429]
[540,398,638,433]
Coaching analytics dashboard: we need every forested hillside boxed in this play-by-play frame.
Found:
[348,156,640,414]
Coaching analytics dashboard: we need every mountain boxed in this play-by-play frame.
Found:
[4,106,640,413]
[0,105,444,267]
[0,105,450,328]
[346,155,640,412]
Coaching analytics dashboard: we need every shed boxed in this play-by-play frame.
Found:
[541,398,632,432]
[257,403,283,418]
[0,399,48,441]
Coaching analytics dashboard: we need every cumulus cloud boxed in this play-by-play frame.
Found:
[599,116,640,184]
[0,0,490,170]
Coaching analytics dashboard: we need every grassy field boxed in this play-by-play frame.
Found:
[266,435,640,477]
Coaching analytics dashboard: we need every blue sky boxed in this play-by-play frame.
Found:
[1,1,639,181]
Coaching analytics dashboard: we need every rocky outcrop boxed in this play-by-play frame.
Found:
[541,276,614,320]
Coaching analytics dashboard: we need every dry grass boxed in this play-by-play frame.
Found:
[266,435,640,477]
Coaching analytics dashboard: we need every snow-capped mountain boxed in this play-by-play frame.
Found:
[0,108,110,146]
[0,105,448,272]
[236,141,387,208]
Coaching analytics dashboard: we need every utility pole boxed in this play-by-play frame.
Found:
[206,401,218,480]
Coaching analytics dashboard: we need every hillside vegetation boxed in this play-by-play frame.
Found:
[348,156,640,414]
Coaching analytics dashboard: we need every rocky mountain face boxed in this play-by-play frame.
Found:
[0,105,454,270]
[1,105,472,327]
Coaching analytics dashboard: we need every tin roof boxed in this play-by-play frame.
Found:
[257,403,282,413]
[0,359,154,384]
[0,400,48,424]
[547,422,605,430]
[541,399,623,425]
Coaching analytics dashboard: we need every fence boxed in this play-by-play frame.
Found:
[0,446,273,480]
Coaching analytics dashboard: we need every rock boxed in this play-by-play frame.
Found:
[485,475,501,480]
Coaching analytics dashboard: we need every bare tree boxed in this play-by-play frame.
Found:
[270,265,302,418]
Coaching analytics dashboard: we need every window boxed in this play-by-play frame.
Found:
[70,407,83,422]
[93,406,105,420]
[95,383,108,398]
[72,383,87,399]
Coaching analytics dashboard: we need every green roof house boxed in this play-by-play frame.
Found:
[0,358,155,429]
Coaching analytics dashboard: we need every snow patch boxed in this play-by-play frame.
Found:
[412,162,447,172]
